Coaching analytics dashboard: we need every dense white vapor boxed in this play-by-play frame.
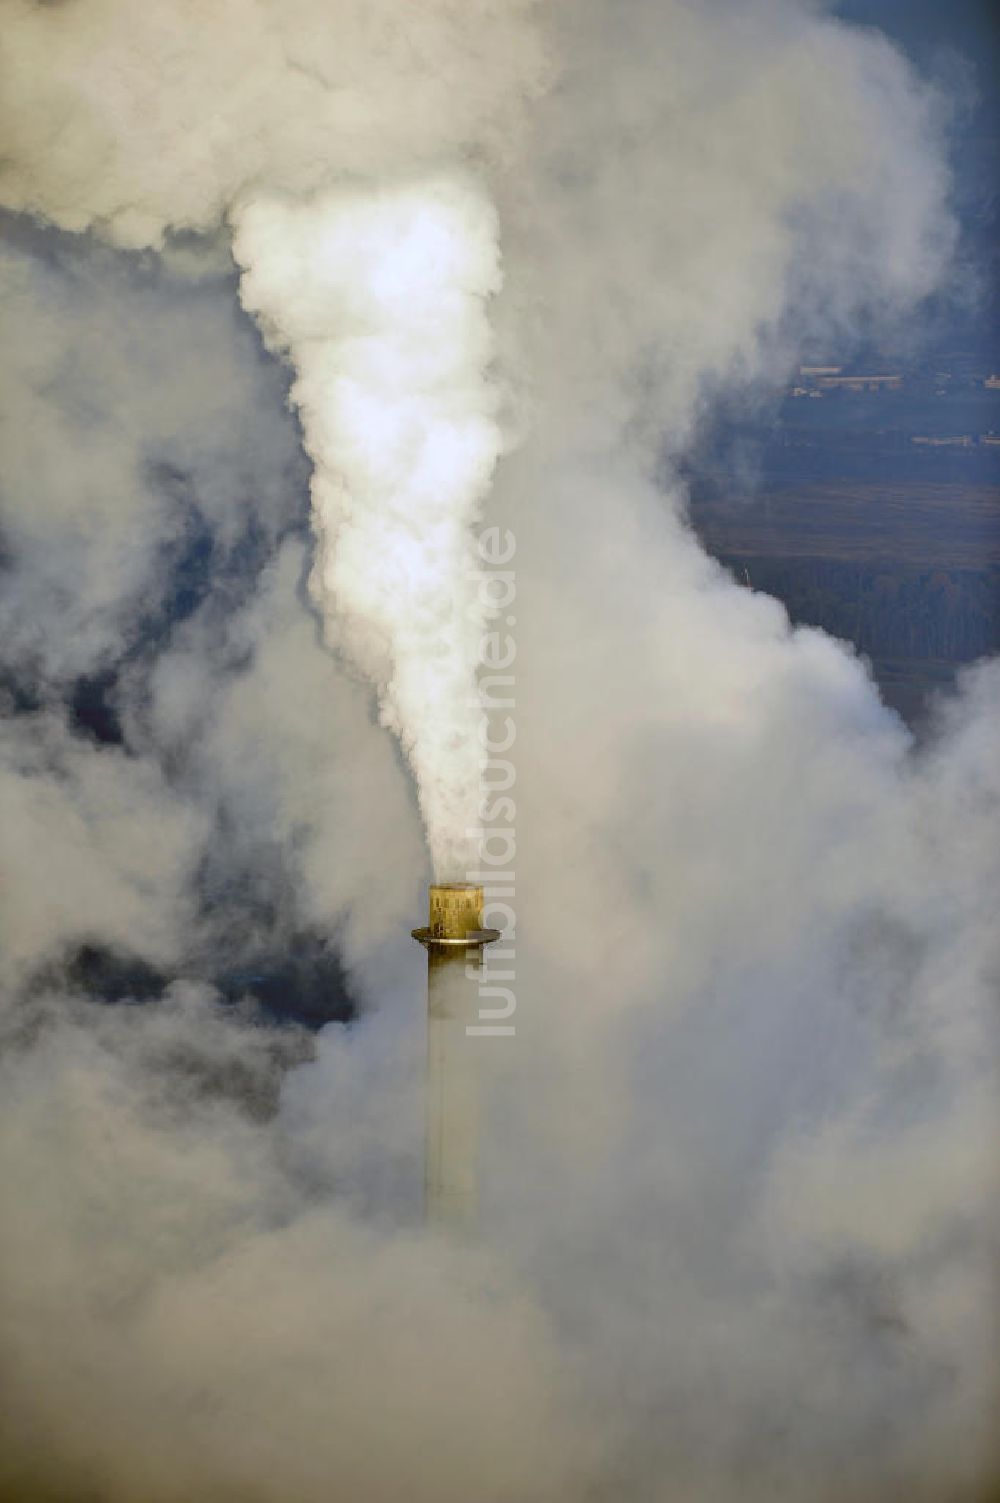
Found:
[0,1,997,1501]
[0,988,592,1503]
[145,538,428,965]
[233,180,504,876]
[496,0,954,460]
[0,0,551,248]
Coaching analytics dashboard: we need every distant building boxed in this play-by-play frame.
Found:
[817,374,903,392]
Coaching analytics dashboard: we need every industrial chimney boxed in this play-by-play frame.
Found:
[412,884,499,1225]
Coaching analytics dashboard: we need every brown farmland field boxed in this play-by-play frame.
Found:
[690,481,1000,570]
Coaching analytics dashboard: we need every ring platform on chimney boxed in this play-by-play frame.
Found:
[411,928,501,948]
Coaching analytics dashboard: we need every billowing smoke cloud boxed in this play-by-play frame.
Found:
[0,0,550,246]
[0,1,997,1501]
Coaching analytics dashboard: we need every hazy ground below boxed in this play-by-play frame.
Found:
[686,379,1000,728]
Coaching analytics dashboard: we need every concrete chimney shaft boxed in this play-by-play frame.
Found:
[412,885,499,1224]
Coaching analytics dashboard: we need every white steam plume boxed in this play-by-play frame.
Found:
[232,179,504,877]
[0,0,542,876]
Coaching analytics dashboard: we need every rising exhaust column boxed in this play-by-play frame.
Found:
[412,885,499,1225]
